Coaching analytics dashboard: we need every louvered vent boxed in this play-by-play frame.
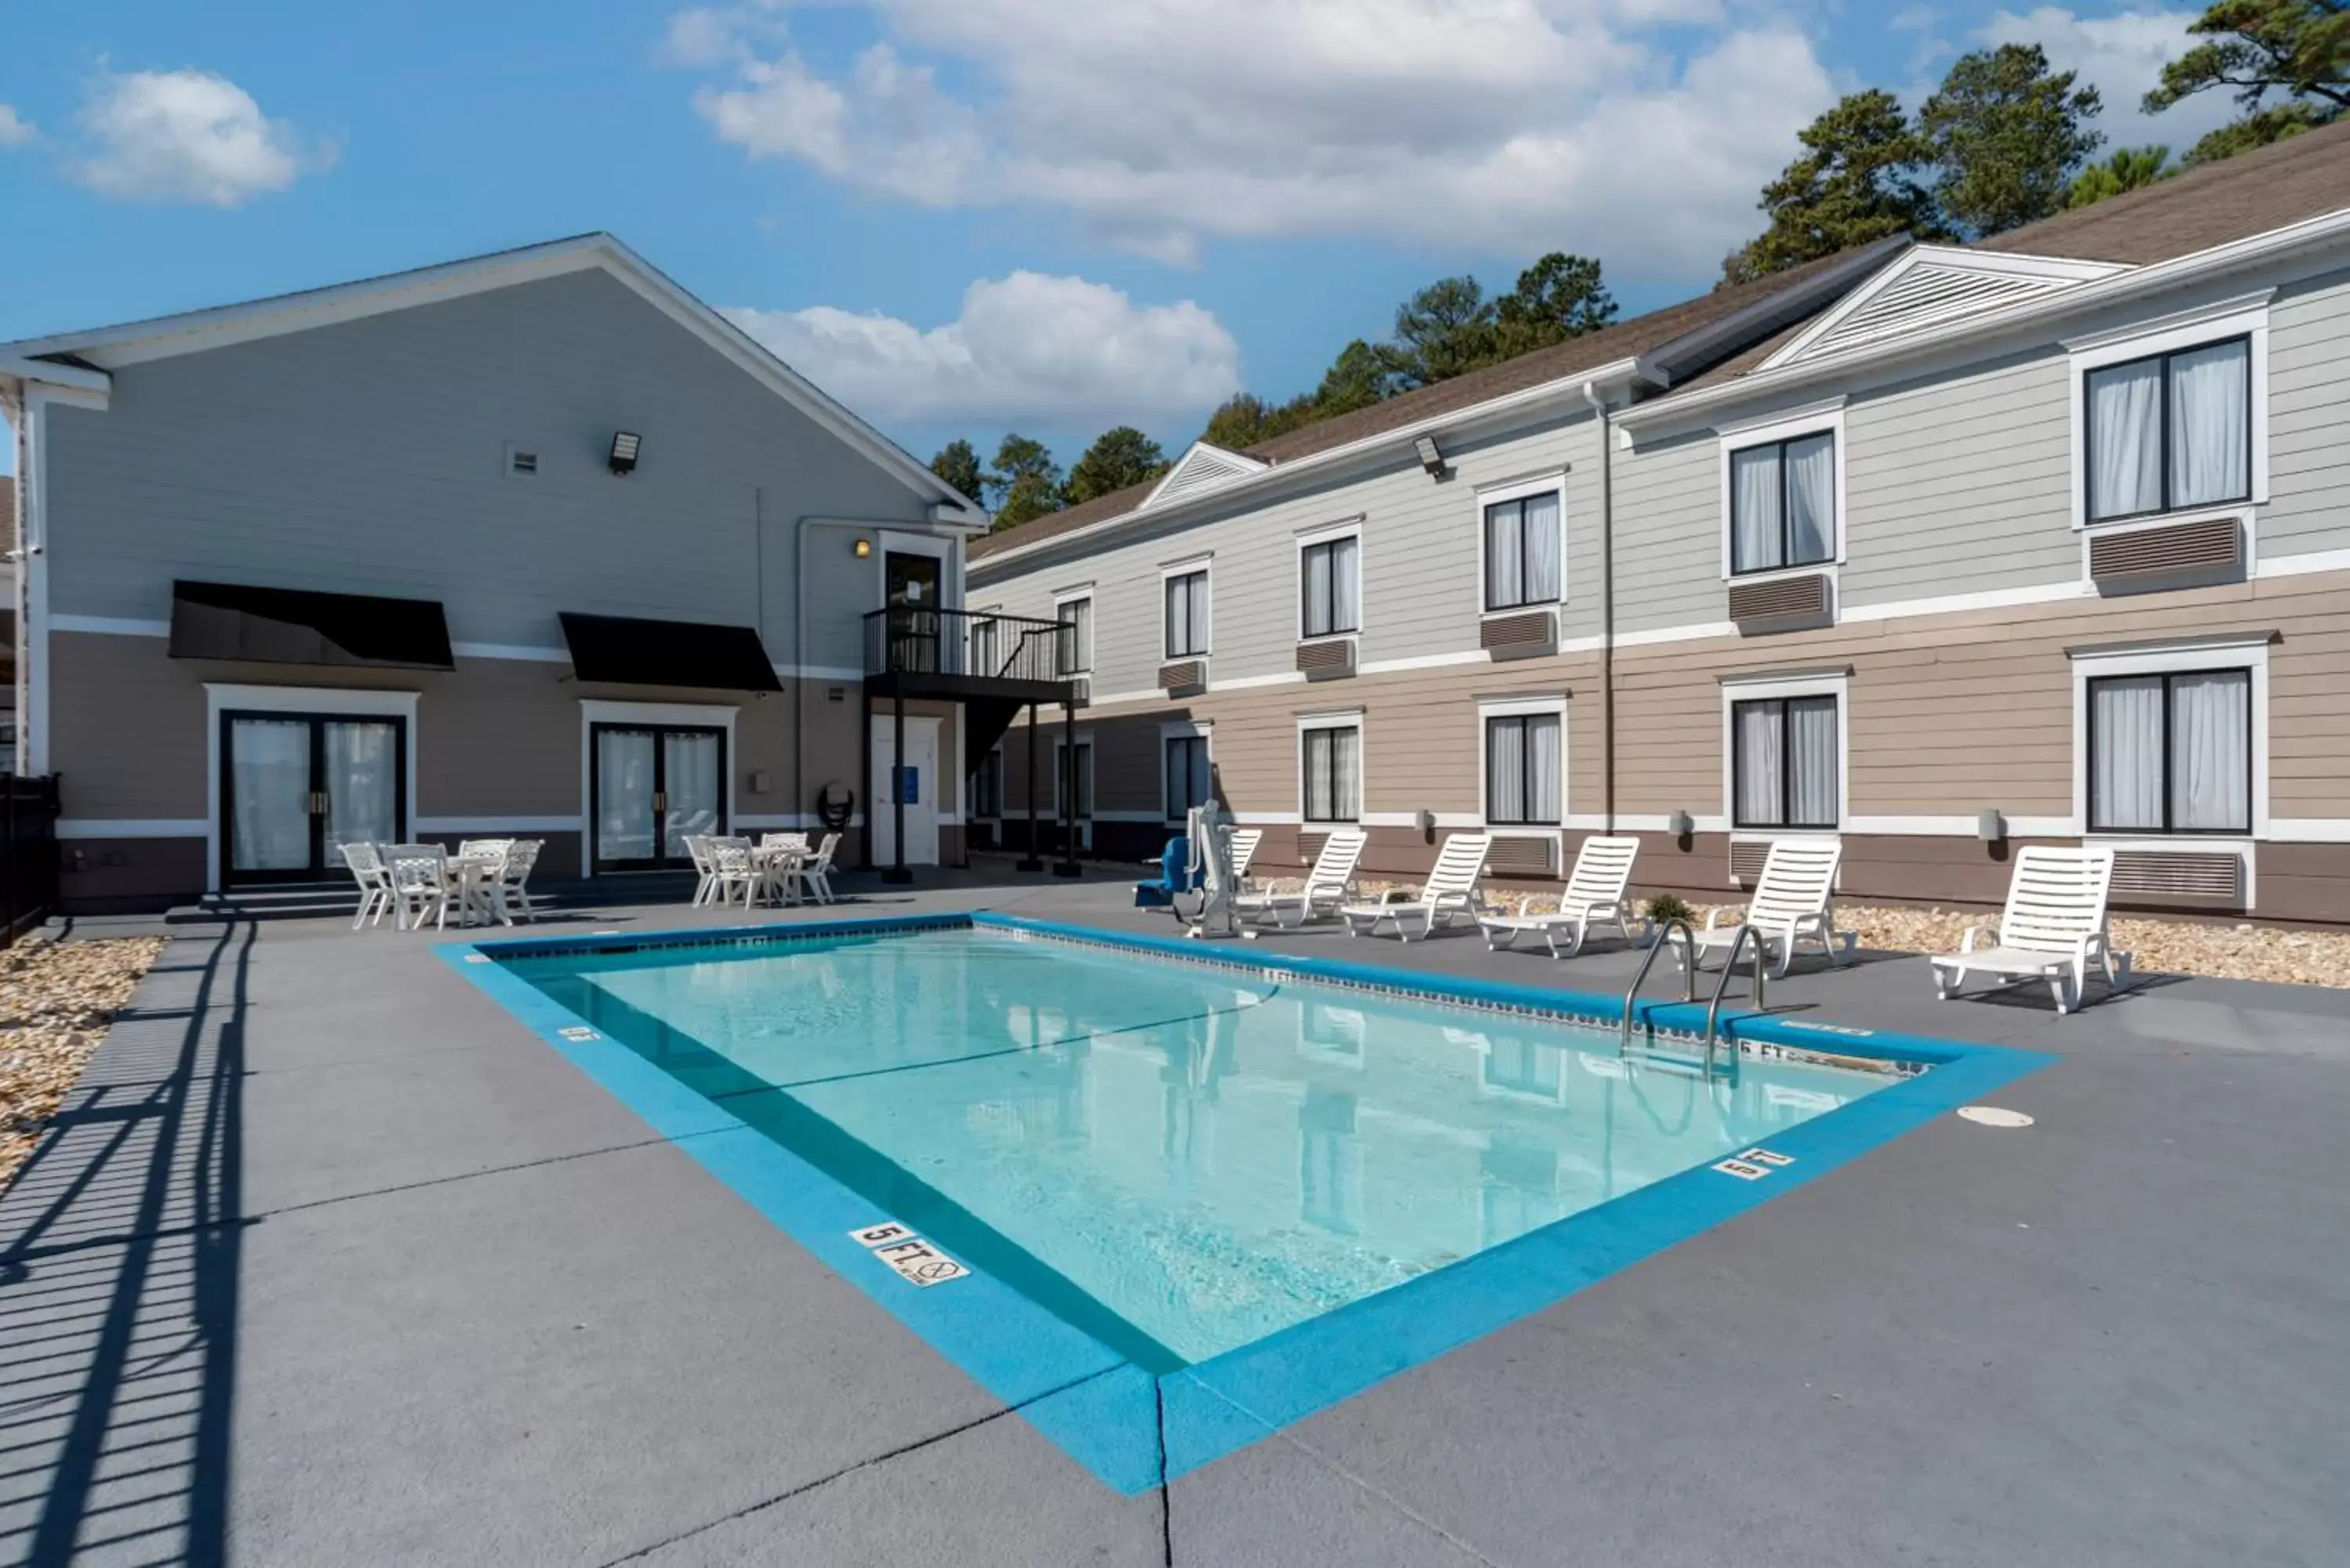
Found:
[1297,831,1330,865]
[1158,659,1206,695]
[1142,445,1265,511]
[1729,840,1772,884]
[1488,836,1558,876]
[1480,610,1556,657]
[1797,265,2077,360]
[2088,517,2241,581]
[1727,572,1831,625]
[1296,638,1356,677]
[2111,849,2242,904]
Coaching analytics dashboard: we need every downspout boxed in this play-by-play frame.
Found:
[1581,381,1616,833]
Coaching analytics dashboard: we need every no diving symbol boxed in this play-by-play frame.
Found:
[853,1223,971,1288]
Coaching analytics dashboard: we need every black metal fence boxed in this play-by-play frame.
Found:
[1,774,61,946]
[862,605,1073,683]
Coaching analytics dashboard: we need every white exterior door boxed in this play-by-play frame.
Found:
[871,717,942,865]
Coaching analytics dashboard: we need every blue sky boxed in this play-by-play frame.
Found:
[0,2,2236,479]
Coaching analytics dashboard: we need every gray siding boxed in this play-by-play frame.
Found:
[45,266,945,674]
[2263,264,2350,558]
[1611,428,1722,634]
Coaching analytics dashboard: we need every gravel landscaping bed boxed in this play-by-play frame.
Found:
[0,934,170,1190]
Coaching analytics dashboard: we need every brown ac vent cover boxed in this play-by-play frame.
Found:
[1296,831,1331,864]
[1068,677,1091,708]
[1728,572,1830,624]
[1159,659,1206,695]
[2111,849,2241,903]
[2088,516,2240,579]
[1488,836,1557,876]
[1296,638,1355,675]
[1480,611,1556,652]
[1728,840,1772,883]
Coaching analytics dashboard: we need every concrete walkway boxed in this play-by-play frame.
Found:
[5,871,2347,1566]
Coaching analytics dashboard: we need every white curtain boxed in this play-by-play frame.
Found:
[597,729,656,861]
[1303,545,1334,635]
[2091,677,2165,830]
[1484,501,1524,608]
[1072,599,1092,670]
[1307,727,1358,820]
[230,719,312,871]
[1734,702,1783,826]
[2088,359,2163,519]
[1526,714,1561,822]
[2170,670,2250,831]
[1788,697,1838,826]
[1166,573,1207,656]
[2169,340,2249,508]
[1330,538,1359,631]
[323,721,397,857]
[1524,493,1561,602]
[1487,718,1526,821]
[1332,726,1358,819]
[663,732,722,854]
[1731,446,1782,573]
[1784,435,1835,565]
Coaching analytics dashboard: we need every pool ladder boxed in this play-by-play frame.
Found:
[1618,919,1766,1077]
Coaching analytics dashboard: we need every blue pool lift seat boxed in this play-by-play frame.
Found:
[1134,836,1199,909]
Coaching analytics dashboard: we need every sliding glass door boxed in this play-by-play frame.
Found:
[221,713,406,885]
[591,723,726,872]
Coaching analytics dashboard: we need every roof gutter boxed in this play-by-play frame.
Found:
[0,356,112,399]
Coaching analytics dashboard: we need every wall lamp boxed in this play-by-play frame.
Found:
[854,538,873,559]
[607,431,642,475]
[1414,435,1448,479]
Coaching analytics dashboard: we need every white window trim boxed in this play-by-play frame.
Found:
[204,683,423,895]
[876,529,958,609]
[1296,520,1364,643]
[1719,671,1849,840]
[1717,402,1847,583]
[1476,695,1567,833]
[1296,708,1365,826]
[2068,636,2269,845]
[1473,471,1567,620]
[1160,560,1213,660]
[1050,729,1097,821]
[2066,293,2270,530]
[1159,717,1214,822]
[1053,589,1094,676]
[577,699,739,876]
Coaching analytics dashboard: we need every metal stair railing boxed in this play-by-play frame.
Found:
[1701,923,1767,1077]
[1619,919,1696,1057]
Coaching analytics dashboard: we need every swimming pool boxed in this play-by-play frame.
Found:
[449,912,2047,1490]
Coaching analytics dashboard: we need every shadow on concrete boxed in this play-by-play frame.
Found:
[0,921,251,1567]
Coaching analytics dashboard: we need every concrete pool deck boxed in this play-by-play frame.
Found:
[6,870,2348,1566]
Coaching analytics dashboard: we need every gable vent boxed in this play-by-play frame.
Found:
[1142,443,1269,511]
[2088,516,2241,581]
[1797,264,2077,359]
[2111,849,2242,905]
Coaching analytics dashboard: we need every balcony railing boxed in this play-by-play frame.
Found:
[862,605,1077,685]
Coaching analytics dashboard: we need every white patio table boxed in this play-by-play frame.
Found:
[750,844,807,907]
[446,854,510,927]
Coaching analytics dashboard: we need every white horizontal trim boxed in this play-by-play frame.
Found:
[2255,547,2350,580]
[577,698,738,724]
[413,815,580,834]
[1083,687,1165,708]
[1616,620,1739,649]
[1215,670,1306,692]
[1715,394,1847,440]
[2269,818,2350,843]
[1231,811,1304,826]
[737,811,867,829]
[52,614,170,638]
[59,818,207,840]
[2067,634,2272,668]
[1841,579,2087,622]
[207,682,420,714]
[2062,288,2275,354]
[453,642,569,663]
[1611,813,1731,834]
[1091,809,1167,823]
[796,665,867,684]
[1844,814,2073,837]
[1358,649,1491,676]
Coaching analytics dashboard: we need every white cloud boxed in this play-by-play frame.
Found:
[724,271,1242,423]
[70,69,332,207]
[1974,8,2239,157]
[679,1,1841,278]
[0,105,35,149]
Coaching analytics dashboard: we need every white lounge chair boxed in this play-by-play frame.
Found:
[381,844,451,930]
[1235,829,1367,929]
[340,842,392,930]
[1674,838,1853,978]
[1929,846,2130,1015]
[1173,826,1264,922]
[1478,836,1643,957]
[1342,833,1493,941]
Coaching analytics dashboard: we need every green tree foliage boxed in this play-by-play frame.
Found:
[985,434,1063,531]
[1492,252,1620,355]
[1719,89,1944,286]
[2065,144,2175,207]
[1200,392,1314,450]
[1064,425,1170,505]
[1919,43,2106,237]
[2146,1,2348,164]
[1379,275,1499,388]
[1312,339,1399,417]
[929,438,983,501]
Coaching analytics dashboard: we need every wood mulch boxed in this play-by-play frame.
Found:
[0,934,170,1190]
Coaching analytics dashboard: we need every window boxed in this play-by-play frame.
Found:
[1484,714,1561,826]
[1730,432,1835,575]
[968,615,1000,678]
[2084,336,2251,523]
[1164,734,1213,820]
[1054,740,1094,818]
[1055,597,1092,675]
[974,749,1003,819]
[1483,491,1561,610]
[1300,724,1360,822]
[1300,536,1360,638]
[1731,695,1839,829]
[2088,668,2250,833]
[1164,570,1209,657]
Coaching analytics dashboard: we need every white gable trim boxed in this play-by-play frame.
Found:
[0,233,982,521]
[1142,442,1269,511]
[1763,245,2132,370]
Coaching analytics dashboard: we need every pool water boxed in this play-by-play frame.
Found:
[507,927,1893,1369]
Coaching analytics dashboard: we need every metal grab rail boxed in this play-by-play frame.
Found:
[1701,923,1768,1075]
[1619,919,1696,1057]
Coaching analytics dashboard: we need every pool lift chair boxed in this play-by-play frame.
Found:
[1180,802,1244,940]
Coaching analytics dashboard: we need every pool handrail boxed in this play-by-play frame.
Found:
[1619,919,1697,1057]
[1702,923,1767,1075]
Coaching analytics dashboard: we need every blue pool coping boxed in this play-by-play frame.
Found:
[438,911,2052,1494]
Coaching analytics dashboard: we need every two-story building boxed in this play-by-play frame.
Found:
[966,125,2350,926]
[0,233,1076,910]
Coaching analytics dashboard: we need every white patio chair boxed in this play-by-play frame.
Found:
[490,840,542,925]
[381,844,451,931]
[1673,838,1853,979]
[707,836,760,909]
[791,833,841,905]
[1342,833,1493,941]
[457,838,513,861]
[759,831,810,853]
[1929,846,2130,1015]
[683,834,718,907]
[1235,829,1367,929]
[340,842,392,930]
[1478,836,1643,957]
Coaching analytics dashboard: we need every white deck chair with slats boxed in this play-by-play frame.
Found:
[1477,836,1643,957]
[1674,838,1853,978]
[341,842,393,930]
[1929,846,2130,1014]
[1342,833,1493,942]
[1235,829,1367,929]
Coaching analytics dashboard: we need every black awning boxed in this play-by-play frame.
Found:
[168,580,454,670]
[557,612,783,692]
